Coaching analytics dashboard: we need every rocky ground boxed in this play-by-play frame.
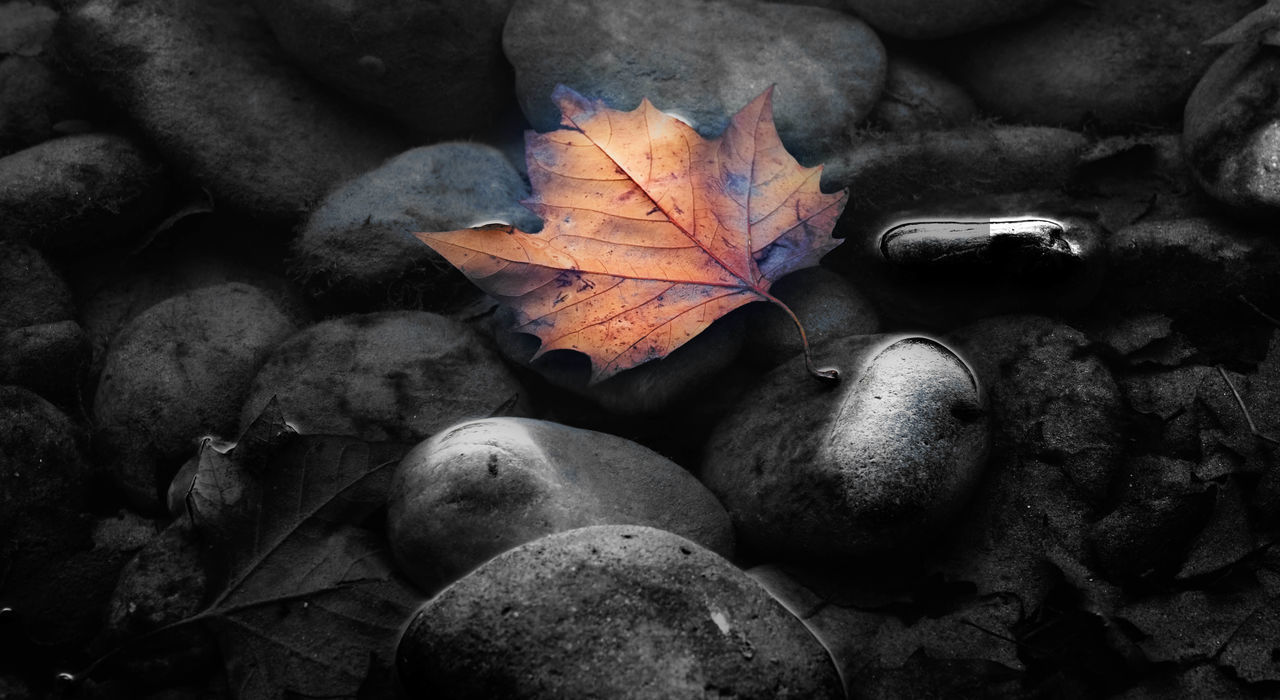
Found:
[2,0,1280,698]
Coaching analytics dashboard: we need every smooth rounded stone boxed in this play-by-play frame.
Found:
[741,267,881,370]
[0,320,90,406]
[945,0,1258,129]
[77,249,310,390]
[94,283,298,510]
[250,0,515,137]
[290,143,541,314]
[1101,217,1280,321]
[504,0,886,163]
[0,56,89,154]
[488,302,745,415]
[241,311,528,442]
[845,0,1058,39]
[0,386,94,643]
[821,126,1089,220]
[102,521,217,686]
[397,525,843,699]
[0,133,166,254]
[1184,42,1280,216]
[868,54,978,131]
[701,335,989,561]
[841,206,1105,330]
[388,417,735,594]
[61,0,404,223]
[0,240,72,329]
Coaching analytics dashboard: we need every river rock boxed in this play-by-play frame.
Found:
[60,0,404,222]
[869,54,978,131]
[945,0,1257,129]
[241,311,528,443]
[78,247,309,392]
[504,0,886,163]
[0,133,166,254]
[0,240,72,329]
[742,266,880,369]
[250,0,515,137]
[289,143,540,314]
[845,0,1058,40]
[388,417,734,593]
[821,126,1089,222]
[1184,41,1280,217]
[0,320,90,406]
[93,283,297,510]
[0,56,89,154]
[1100,217,1280,331]
[0,385,93,644]
[397,525,843,699]
[701,335,988,561]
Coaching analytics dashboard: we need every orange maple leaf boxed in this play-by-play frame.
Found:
[416,86,849,383]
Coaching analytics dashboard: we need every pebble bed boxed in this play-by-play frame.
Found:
[2,0,1280,698]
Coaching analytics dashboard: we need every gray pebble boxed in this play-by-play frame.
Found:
[0,56,89,155]
[250,0,516,137]
[241,311,528,442]
[388,417,734,594]
[742,266,881,370]
[397,525,843,699]
[0,133,166,254]
[845,0,1058,40]
[946,0,1258,129]
[504,0,886,164]
[869,54,978,131]
[289,143,540,313]
[94,283,298,510]
[60,0,404,222]
[701,335,988,560]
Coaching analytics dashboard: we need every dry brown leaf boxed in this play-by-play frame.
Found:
[417,86,848,382]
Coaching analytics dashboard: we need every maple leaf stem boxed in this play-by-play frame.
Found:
[762,292,839,383]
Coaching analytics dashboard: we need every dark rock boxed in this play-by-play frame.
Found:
[0,133,166,254]
[1184,41,1280,217]
[93,283,298,510]
[241,311,527,443]
[0,319,91,406]
[388,417,734,594]
[741,266,881,370]
[845,0,1058,39]
[289,143,540,314]
[0,385,94,645]
[101,521,217,687]
[0,1,57,57]
[0,56,89,154]
[869,54,978,131]
[60,0,405,222]
[504,0,886,163]
[0,240,72,329]
[249,0,515,137]
[397,525,844,699]
[1117,664,1254,700]
[946,0,1258,129]
[1100,217,1280,330]
[822,126,1089,215]
[701,335,988,561]
[489,302,745,415]
[77,248,309,392]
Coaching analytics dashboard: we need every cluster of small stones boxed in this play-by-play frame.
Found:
[1,0,1279,698]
